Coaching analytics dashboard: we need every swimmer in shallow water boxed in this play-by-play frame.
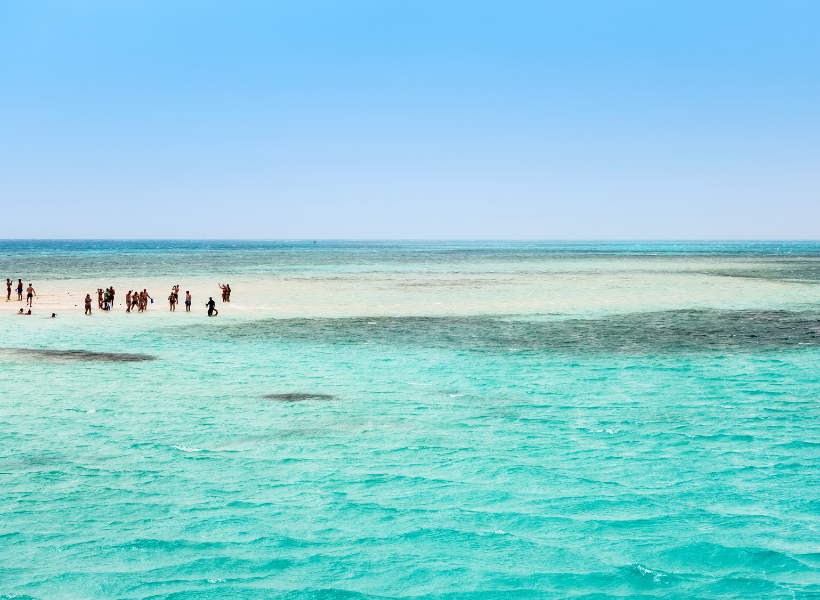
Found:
[17,308,31,315]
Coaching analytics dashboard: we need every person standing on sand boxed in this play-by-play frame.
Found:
[168,291,176,311]
[97,288,103,310]
[6,279,11,301]
[26,283,35,306]
[206,297,217,316]
[173,285,180,306]
[185,291,191,312]
[125,290,132,313]
[85,294,92,314]
[109,286,116,309]
[17,279,23,301]
[143,289,153,310]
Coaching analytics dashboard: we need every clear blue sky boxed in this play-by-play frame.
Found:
[1,1,818,239]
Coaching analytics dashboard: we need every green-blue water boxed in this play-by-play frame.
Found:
[2,242,820,599]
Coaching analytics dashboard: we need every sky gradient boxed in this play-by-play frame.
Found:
[1,1,818,239]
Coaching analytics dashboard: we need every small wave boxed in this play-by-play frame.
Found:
[622,563,675,585]
[172,445,203,452]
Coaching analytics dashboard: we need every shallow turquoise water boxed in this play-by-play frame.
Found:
[2,242,820,599]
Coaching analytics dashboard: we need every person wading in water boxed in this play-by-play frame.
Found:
[206,297,218,316]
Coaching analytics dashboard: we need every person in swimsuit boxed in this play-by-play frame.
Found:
[185,291,191,312]
[6,279,10,301]
[206,297,217,316]
[51,313,56,318]
[85,294,92,314]
[26,284,35,306]
[125,290,132,313]
[109,286,115,309]
[173,285,180,306]
[219,284,227,302]
[168,291,176,311]
[17,308,31,315]
[97,288,104,310]
[143,289,153,310]
[17,279,23,301]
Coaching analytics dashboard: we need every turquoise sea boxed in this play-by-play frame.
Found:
[2,241,820,599]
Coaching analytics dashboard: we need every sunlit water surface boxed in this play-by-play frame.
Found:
[1,241,820,599]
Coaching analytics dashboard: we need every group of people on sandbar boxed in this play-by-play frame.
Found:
[6,279,36,305]
[5,278,230,317]
[81,284,227,316]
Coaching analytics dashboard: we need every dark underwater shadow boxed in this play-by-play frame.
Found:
[1,348,156,363]
[260,393,335,401]
[199,310,820,355]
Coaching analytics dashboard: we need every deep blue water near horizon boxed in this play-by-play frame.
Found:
[1,241,820,599]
